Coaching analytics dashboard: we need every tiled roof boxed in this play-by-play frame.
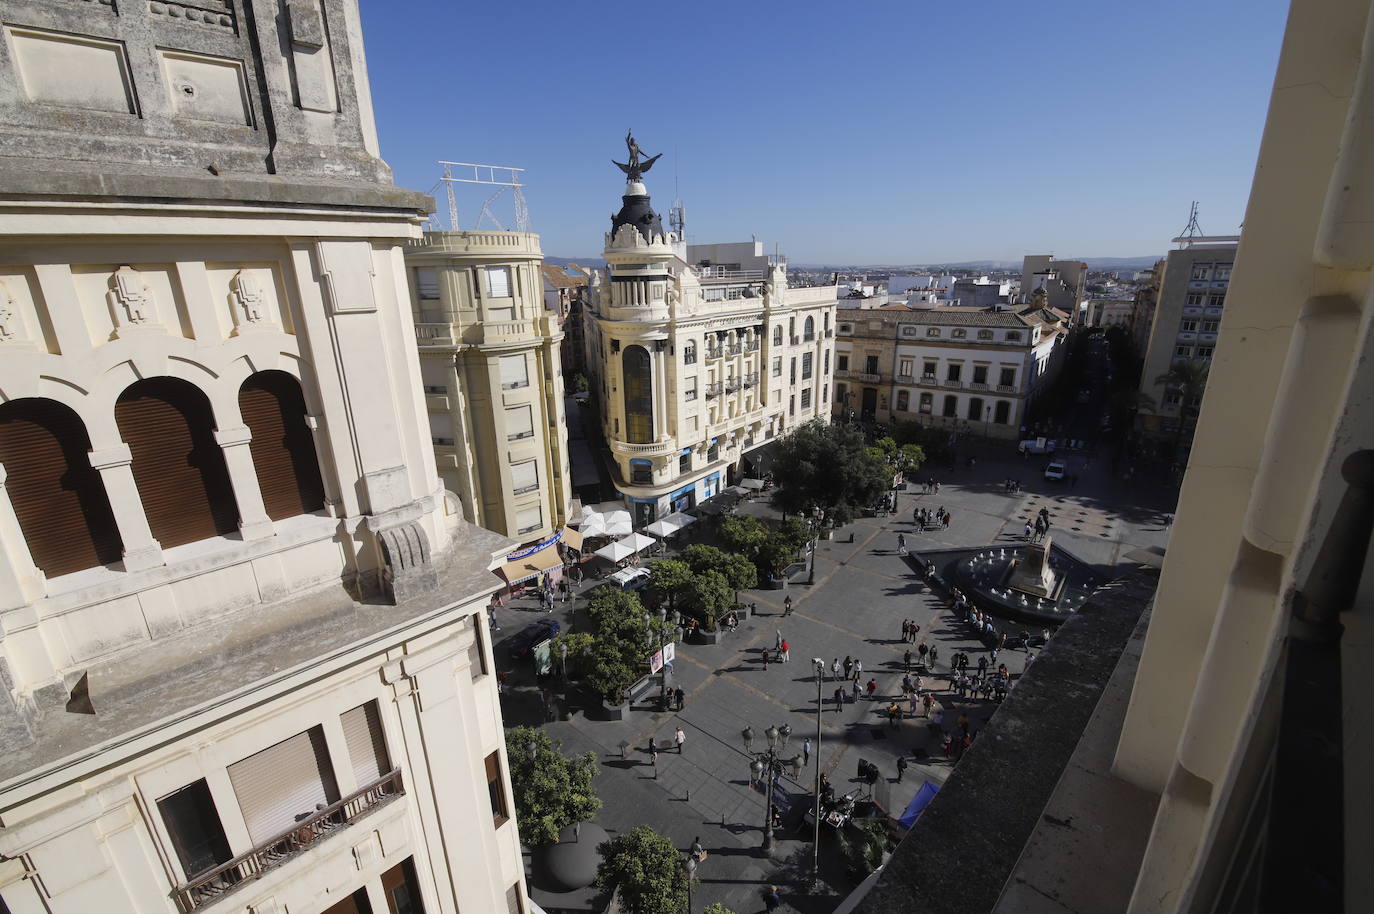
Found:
[541,264,589,288]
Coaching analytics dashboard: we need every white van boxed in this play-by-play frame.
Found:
[1044,461,1067,482]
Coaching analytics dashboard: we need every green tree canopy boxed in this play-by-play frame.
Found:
[703,905,737,914]
[770,421,891,526]
[646,559,691,614]
[897,443,926,472]
[583,587,650,702]
[597,826,689,914]
[504,726,601,846]
[717,513,768,557]
[719,552,758,601]
[684,570,733,628]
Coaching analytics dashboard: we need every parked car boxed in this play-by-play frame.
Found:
[607,566,652,591]
[1019,438,1058,455]
[507,619,560,659]
[1044,461,1067,481]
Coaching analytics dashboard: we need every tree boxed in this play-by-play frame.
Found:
[597,826,689,914]
[770,421,892,526]
[719,552,758,604]
[896,443,926,474]
[548,631,595,678]
[583,588,650,703]
[717,513,768,557]
[680,543,728,575]
[646,559,691,615]
[504,726,601,846]
[703,905,736,914]
[684,570,732,629]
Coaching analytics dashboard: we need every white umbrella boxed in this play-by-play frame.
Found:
[603,511,633,537]
[594,540,635,563]
[644,518,677,538]
[741,478,766,490]
[579,515,608,538]
[662,511,696,530]
[622,532,656,554]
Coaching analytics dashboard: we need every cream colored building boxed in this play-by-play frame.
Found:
[583,178,838,526]
[0,4,525,914]
[406,232,572,545]
[832,303,1070,437]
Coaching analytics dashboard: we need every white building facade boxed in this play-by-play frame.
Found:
[582,169,837,526]
[833,305,1069,437]
[0,4,526,914]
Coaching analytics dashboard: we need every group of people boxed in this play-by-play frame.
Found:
[913,505,951,530]
[1003,478,1023,494]
[919,478,943,494]
[899,618,921,643]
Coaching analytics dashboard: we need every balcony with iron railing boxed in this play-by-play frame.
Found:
[173,770,404,913]
[858,372,881,384]
[705,382,723,398]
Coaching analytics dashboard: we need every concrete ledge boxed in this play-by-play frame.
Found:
[853,566,1159,914]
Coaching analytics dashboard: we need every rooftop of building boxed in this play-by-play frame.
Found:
[0,522,512,803]
[840,305,1046,329]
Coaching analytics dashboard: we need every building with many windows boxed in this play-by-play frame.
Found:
[406,232,572,545]
[582,163,837,526]
[0,5,525,914]
[1135,239,1237,457]
[832,304,1070,436]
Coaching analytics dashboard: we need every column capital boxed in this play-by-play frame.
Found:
[87,444,133,470]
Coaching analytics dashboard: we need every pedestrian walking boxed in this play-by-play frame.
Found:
[691,837,705,863]
[763,886,782,913]
[922,692,934,717]
[674,726,686,753]
[918,641,928,662]
[780,639,790,662]
[831,658,841,681]
[897,756,908,782]
[899,618,908,642]
[904,648,912,672]
[928,644,939,667]
[851,680,861,702]
[762,649,769,671]
[650,746,658,773]
[488,604,500,632]
[834,687,844,712]
[803,737,812,766]
[783,595,793,616]
[1024,521,1033,541]
[853,659,863,681]
[675,686,685,710]
[843,655,853,680]
[775,629,783,651]
[897,532,906,552]
[866,678,877,699]
[943,510,952,528]
[942,733,953,758]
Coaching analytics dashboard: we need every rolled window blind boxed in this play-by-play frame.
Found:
[228,727,339,844]
[340,701,391,788]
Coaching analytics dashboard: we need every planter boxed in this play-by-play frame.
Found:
[696,629,722,645]
[600,699,629,721]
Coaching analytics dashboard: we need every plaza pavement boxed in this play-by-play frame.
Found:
[498,442,1176,914]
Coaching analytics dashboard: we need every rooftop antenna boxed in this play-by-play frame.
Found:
[668,146,685,239]
[434,161,530,232]
[1177,201,1203,247]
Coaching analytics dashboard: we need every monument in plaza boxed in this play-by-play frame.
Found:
[1006,536,1061,599]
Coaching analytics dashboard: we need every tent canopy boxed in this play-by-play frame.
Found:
[897,780,941,829]
[593,540,634,563]
[741,478,766,490]
[560,527,584,550]
[621,532,656,554]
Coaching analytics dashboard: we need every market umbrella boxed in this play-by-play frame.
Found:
[602,511,633,537]
[741,478,766,490]
[593,539,635,563]
[621,532,656,555]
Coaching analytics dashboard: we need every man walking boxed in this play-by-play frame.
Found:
[831,657,841,681]
[843,656,853,681]
[897,532,906,552]
[674,726,686,754]
[904,648,912,672]
[783,595,794,616]
[780,639,790,662]
[853,659,863,682]
[802,737,812,766]
[675,686,685,711]
[897,756,908,783]
[834,687,844,712]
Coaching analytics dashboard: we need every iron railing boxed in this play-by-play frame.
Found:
[172,770,404,912]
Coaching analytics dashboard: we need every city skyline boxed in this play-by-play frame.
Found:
[360,0,1288,263]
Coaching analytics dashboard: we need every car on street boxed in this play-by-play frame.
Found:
[1019,438,1058,455]
[1044,460,1067,481]
[507,618,560,659]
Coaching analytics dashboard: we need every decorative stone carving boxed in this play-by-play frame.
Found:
[109,265,159,336]
[0,280,18,342]
[229,269,275,334]
[147,1,236,30]
[1008,536,1059,598]
[377,521,437,605]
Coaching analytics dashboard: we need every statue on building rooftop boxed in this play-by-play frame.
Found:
[613,130,662,181]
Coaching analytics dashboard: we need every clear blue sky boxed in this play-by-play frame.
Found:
[359,0,1289,265]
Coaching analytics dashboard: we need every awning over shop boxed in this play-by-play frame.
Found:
[497,543,563,585]
[561,526,584,550]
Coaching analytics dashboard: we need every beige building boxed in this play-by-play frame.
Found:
[1020,255,1088,313]
[1135,239,1237,460]
[407,232,572,546]
[0,5,526,914]
[583,171,837,526]
[832,303,1070,437]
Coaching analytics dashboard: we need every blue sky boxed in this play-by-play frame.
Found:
[359,0,1289,264]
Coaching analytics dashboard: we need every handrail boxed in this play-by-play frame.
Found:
[173,770,404,912]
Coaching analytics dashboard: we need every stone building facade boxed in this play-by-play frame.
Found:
[832,304,1069,437]
[0,4,525,914]
[582,175,837,526]
[406,231,572,545]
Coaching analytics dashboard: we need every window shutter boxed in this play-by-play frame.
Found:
[510,461,538,493]
[0,400,123,576]
[415,267,439,300]
[505,406,533,440]
[499,354,527,389]
[515,505,542,533]
[486,267,511,298]
[239,373,325,521]
[227,727,340,844]
[116,379,238,549]
[340,702,391,789]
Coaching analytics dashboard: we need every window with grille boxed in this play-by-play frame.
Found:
[919,393,932,414]
[803,317,815,341]
[952,328,966,339]
[896,390,909,411]
[227,727,340,844]
[946,364,962,382]
[802,353,813,380]
[511,460,539,495]
[972,366,988,384]
[865,355,879,374]
[506,406,534,440]
[837,354,849,371]
[773,326,782,345]
[500,354,529,390]
[485,267,512,298]
[1005,331,1022,342]
[800,388,812,409]
[0,398,123,576]
[683,342,697,364]
[772,357,782,377]
[340,701,391,789]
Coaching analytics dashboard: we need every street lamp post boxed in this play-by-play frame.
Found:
[742,724,799,854]
[683,854,697,913]
[812,658,824,881]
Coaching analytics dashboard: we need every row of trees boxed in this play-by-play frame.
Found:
[550,586,654,704]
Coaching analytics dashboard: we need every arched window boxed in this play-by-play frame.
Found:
[803,317,815,341]
[239,371,326,521]
[116,378,238,549]
[0,399,122,576]
[622,346,654,444]
[683,341,697,365]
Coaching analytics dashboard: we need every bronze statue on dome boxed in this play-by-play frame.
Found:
[613,130,662,181]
